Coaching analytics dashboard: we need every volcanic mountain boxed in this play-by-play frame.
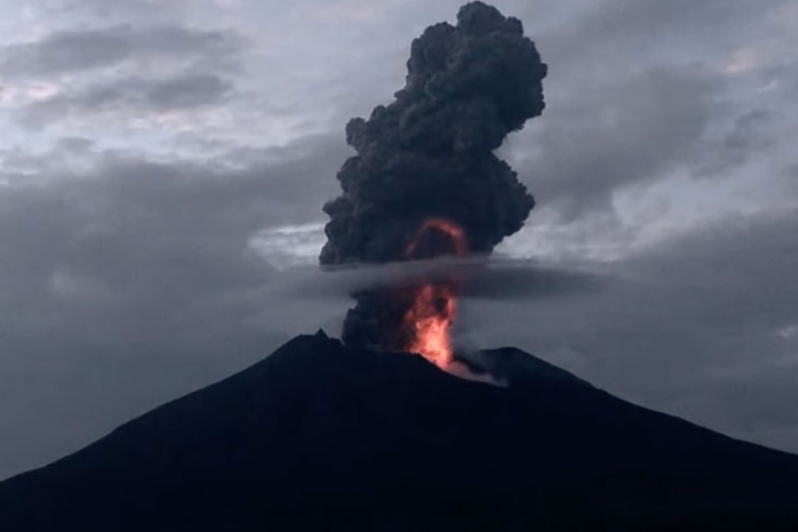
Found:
[1,332,797,531]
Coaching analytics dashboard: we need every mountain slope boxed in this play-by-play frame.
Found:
[1,332,797,531]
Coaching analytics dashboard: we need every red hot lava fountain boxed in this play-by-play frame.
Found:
[401,219,468,369]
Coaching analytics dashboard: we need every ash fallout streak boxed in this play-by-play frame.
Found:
[320,2,547,369]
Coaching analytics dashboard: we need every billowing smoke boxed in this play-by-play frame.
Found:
[320,2,547,353]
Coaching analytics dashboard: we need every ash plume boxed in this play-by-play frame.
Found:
[320,1,547,351]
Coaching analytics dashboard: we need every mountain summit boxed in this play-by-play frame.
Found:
[2,333,797,531]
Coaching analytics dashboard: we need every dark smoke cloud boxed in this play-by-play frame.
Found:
[320,1,547,350]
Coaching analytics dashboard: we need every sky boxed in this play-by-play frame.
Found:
[0,0,797,480]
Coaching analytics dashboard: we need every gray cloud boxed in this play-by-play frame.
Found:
[1,25,243,80]
[21,73,235,126]
[497,0,793,226]
[509,66,719,220]
[536,0,786,71]
[0,135,348,310]
[694,109,778,177]
[57,0,203,21]
[270,258,604,303]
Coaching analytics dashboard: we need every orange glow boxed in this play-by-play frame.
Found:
[406,218,469,259]
[401,218,468,369]
[404,282,459,368]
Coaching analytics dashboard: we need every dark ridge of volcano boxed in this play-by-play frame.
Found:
[1,333,798,531]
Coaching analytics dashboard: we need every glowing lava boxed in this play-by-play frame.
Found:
[402,218,468,369]
[406,219,468,259]
[403,281,459,368]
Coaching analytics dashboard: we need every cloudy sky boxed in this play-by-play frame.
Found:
[1,0,797,479]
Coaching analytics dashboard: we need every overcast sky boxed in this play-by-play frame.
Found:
[1,0,797,480]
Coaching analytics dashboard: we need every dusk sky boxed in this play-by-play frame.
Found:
[1,0,797,480]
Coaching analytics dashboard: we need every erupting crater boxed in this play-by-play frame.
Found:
[401,219,468,369]
[320,1,546,368]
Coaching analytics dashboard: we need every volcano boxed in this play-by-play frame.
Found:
[1,333,797,531]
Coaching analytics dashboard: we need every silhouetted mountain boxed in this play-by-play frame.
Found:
[2,332,797,531]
